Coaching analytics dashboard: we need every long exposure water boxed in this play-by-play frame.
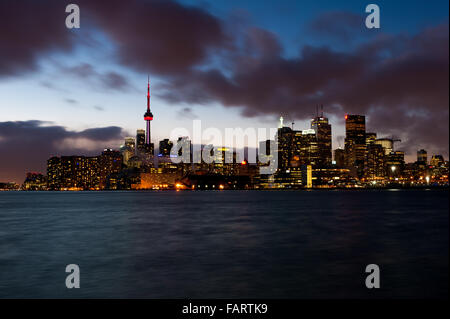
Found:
[0,190,448,298]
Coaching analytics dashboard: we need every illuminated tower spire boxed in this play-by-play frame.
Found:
[144,76,154,145]
[278,116,284,128]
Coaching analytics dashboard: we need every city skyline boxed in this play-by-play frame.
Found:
[7,85,450,190]
[1,77,449,185]
[0,0,449,183]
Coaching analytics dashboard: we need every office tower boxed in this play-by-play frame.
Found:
[47,156,62,190]
[366,133,377,146]
[277,118,320,172]
[365,132,377,170]
[125,137,136,150]
[297,129,319,167]
[213,147,237,176]
[159,139,173,156]
[311,113,332,167]
[334,148,346,168]
[136,129,146,154]
[430,155,444,167]
[120,137,136,165]
[374,138,394,156]
[344,114,366,177]
[277,125,294,172]
[365,143,385,180]
[386,151,405,176]
[417,149,427,164]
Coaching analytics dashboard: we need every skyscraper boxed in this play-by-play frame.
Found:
[365,143,385,181]
[47,156,61,190]
[386,151,405,176]
[374,138,394,156]
[120,137,136,165]
[136,129,146,154]
[344,114,366,177]
[99,149,123,189]
[277,125,294,172]
[159,139,173,156]
[334,148,346,168]
[311,113,332,167]
[366,132,377,146]
[297,129,319,167]
[417,149,427,164]
[430,155,444,167]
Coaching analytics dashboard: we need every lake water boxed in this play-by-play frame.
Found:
[0,190,448,298]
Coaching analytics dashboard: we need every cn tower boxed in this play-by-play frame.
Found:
[144,76,153,145]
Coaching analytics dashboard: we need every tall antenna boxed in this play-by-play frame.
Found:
[321,104,324,117]
[147,75,150,112]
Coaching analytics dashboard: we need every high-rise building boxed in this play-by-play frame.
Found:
[344,114,366,177]
[159,139,173,156]
[365,132,377,171]
[334,148,346,168]
[277,119,320,172]
[136,129,146,154]
[417,149,428,164]
[60,156,85,190]
[311,114,332,167]
[297,129,319,167]
[386,151,405,176]
[99,149,123,189]
[120,137,136,165]
[277,125,294,172]
[366,132,377,146]
[84,156,100,189]
[374,138,394,156]
[47,156,61,190]
[365,143,385,180]
[430,155,444,167]
[125,137,135,150]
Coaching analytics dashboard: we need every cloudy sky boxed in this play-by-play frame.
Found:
[0,0,448,183]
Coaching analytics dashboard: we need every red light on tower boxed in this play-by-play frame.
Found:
[241,160,247,165]
[345,114,348,120]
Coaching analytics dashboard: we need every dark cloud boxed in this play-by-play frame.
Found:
[0,1,448,160]
[81,0,230,75]
[0,121,126,183]
[176,107,197,120]
[157,23,449,158]
[61,63,135,92]
[0,0,74,76]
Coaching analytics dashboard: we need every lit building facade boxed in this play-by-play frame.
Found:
[311,115,332,166]
[344,114,366,178]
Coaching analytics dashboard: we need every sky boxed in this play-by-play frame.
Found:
[0,0,449,183]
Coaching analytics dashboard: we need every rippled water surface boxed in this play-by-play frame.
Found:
[0,190,448,298]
